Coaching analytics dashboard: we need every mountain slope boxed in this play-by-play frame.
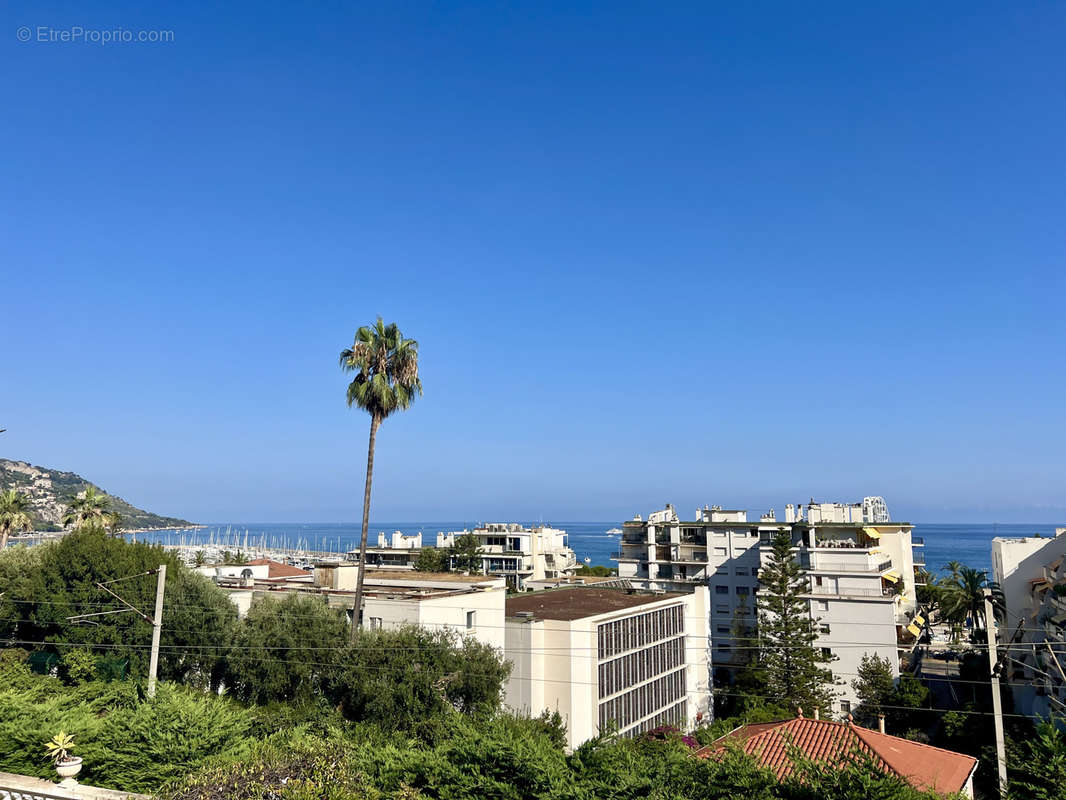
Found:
[0,459,195,531]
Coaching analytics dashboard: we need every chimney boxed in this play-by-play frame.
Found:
[878,714,886,734]
[796,706,803,719]
[813,708,820,720]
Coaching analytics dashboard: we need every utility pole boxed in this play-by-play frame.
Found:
[984,588,1008,797]
[68,565,167,698]
[147,564,166,698]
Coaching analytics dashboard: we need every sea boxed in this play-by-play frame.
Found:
[128,522,1064,577]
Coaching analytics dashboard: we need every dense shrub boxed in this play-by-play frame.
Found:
[0,674,257,792]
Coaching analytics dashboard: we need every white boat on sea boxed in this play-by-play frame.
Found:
[606,528,622,536]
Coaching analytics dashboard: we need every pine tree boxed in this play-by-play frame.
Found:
[853,653,895,725]
[756,530,838,715]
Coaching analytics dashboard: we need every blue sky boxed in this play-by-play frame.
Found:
[2,1,1063,523]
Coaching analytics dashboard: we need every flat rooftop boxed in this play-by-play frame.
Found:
[506,587,684,621]
[312,565,496,584]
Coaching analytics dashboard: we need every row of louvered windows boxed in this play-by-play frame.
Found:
[597,668,685,731]
[597,635,685,698]
[596,604,684,659]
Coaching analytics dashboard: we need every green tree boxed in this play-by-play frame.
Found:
[61,487,113,531]
[193,550,207,567]
[1007,720,1066,800]
[576,565,615,577]
[852,653,895,725]
[755,530,838,715]
[225,594,349,704]
[340,318,423,638]
[883,674,932,734]
[0,528,237,688]
[941,566,988,630]
[336,626,509,733]
[0,489,33,550]
[414,546,448,572]
[450,533,483,574]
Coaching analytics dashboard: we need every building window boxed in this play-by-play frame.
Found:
[816,600,829,612]
[716,625,730,634]
[369,617,382,630]
[715,604,730,614]
[715,585,729,595]
[840,700,851,714]
[735,586,750,596]
[466,611,476,630]
[714,547,728,556]
[735,568,748,576]
[819,624,830,634]
[718,643,731,652]
[821,647,833,659]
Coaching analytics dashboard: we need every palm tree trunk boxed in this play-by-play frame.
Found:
[0,530,8,551]
[349,413,381,642]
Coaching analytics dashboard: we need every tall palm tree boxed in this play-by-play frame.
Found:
[61,487,113,530]
[340,318,422,638]
[942,567,988,630]
[0,490,33,550]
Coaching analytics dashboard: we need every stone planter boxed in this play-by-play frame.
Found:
[55,757,82,780]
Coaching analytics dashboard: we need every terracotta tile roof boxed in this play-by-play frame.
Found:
[695,717,976,796]
[246,558,311,580]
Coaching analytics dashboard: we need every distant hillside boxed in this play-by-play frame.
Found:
[0,459,195,532]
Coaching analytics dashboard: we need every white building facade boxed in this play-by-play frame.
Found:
[614,499,923,717]
[347,523,578,590]
[991,528,1066,718]
[218,566,508,651]
[504,586,710,749]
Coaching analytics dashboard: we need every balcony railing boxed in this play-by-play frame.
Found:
[912,537,925,545]
[0,771,149,800]
[805,586,895,598]
[809,559,893,573]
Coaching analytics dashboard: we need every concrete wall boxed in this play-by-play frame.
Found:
[503,589,710,750]
[992,530,1066,623]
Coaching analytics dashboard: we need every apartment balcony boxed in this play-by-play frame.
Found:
[912,537,925,546]
[808,556,893,573]
[804,585,896,600]
[913,553,926,566]
[621,533,647,545]
[612,551,644,563]
[675,547,708,564]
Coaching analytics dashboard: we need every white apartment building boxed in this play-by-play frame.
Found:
[437,523,578,589]
[991,528,1066,718]
[348,523,578,590]
[504,586,710,750]
[216,565,508,651]
[614,498,922,717]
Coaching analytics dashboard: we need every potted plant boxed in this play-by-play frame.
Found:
[44,732,82,781]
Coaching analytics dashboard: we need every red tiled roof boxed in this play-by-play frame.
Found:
[695,717,976,796]
[246,558,311,580]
